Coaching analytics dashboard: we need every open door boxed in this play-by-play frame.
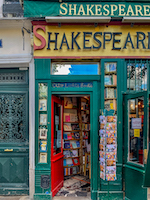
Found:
[51,95,64,197]
[123,91,147,200]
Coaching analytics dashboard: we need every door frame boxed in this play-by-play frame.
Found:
[123,91,148,200]
[51,83,99,199]
[51,95,64,197]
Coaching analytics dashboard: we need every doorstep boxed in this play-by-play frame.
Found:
[0,196,30,200]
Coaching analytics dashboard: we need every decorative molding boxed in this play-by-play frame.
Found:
[0,54,32,66]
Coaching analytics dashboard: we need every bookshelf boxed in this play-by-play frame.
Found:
[63,97,90,177]
[104,63,117,112]
[63,97,82,176]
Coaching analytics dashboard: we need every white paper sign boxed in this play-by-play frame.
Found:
[132,118,141,129]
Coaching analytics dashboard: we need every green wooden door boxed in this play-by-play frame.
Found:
[0,69,29,195]
[124,91,147,200]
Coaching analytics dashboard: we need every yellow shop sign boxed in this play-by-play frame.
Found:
[33,25,150,58]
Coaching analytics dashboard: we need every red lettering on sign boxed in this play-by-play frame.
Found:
[33,25,46,50]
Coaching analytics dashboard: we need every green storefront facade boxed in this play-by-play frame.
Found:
[24,1,150,199]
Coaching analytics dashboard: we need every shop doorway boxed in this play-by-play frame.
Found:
[51,94,91,198]
[123,92,147,200]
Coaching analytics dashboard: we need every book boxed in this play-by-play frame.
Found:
[76,141,80,148]
[64,132,69,140]
[105,75,112,85]
[64,97,72,108]
[74,132,80,139]
[70,150,78,157]
[72,97,77,108]
[70,141,77,148]
[72,158,80,165]
[105,100,117,111]
[66,158,73,166]
[63,150,70,158]
[64,123,72,131]
[64,141,70,149]
[105,88,117,99]
[63,159,67,166]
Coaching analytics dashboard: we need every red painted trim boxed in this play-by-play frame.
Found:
[34,56,150,59]
[32,20,150,26]
[52,180,63,197]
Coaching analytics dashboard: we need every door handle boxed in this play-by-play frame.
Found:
[4,149,13,152]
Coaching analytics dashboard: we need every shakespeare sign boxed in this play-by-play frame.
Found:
[33,25,150,58]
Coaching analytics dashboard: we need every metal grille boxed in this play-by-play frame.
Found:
[127,60,149,91]
[0,94,27,143]
[0,72,26,83]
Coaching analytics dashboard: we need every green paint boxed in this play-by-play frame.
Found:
[24,1,150,18]
[0,69,29,195]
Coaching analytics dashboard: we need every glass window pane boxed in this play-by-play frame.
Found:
[53,102,62,155]
[127,60,148,91]
[52,63,99,75]
[128,97,144,165]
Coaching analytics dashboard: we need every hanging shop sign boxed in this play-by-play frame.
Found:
[24,1,150,18]
[33,25,150,58]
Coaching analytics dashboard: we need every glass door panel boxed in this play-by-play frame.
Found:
[128,97,144,165]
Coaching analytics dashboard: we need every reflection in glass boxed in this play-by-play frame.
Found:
[53,102,62,155]
[128,97,144,165]
[52,63,99,75]
[127,61,147,91]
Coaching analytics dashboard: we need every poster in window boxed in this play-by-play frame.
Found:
[40,114,47,125]
[39,153,47,163]
[39,128,47,139]
[39,99,47,111]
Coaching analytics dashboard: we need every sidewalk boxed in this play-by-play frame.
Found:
[0,196,30,200]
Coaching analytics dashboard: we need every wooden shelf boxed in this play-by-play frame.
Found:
[82,130,90,131]
[81,109,89,111]
[105,85,117,88]
[105,98,117,100]
[64,156,80,159]
[105,72,117,75]
[64,147,81,150]
[64,139,80,141]
[63,121,79,123]
[64,172,80,176]
[64,164,80,168]
[82,122,90,124]
[64,108,78,110]
[63,130,80,132]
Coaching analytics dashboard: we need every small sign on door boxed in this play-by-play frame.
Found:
[131,118,141,129]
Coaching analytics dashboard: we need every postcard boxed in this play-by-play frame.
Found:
[106,159,116,166]
[100,171,105,180]
[100,144,105,151]
[106,152,116,160]
[39,153,47,163]
[99,129,105,137]
[40,114,47,125]
[106,166,116,174]
[106,174,116,181]
[100,123,106,130]
[99,151,105,159]
[106,131,116,138]
[39,99,47,111]
[39,128,47,139]
[106,137,116,145]
[107,116,114,123]
[40,141,47,152]
[100,137,105,144]
[106,123,117,131]
[106,144,117,152]
[39,84,47,98]
[100,164,105,172]
[99,116,106,123]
